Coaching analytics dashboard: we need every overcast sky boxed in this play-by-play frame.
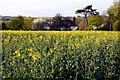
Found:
[0,0,113,17]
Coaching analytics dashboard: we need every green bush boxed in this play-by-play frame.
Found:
[1,31,120,80]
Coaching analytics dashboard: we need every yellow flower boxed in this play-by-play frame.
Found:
[30,40,32,43]
[95,38,100,44]
[10,62,13,65]
[32,55,37,61]
[77,43,80,48]
[32,52,41,61]
[15,50,21,57]
[29,53,32,56]
[28,48,33,52]
[39,36,42,39]
[17,52,21,57]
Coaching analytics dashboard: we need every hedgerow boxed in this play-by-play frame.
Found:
[1,31,120,80]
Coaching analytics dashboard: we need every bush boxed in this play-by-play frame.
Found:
[113,20,120,31]
[1,31,120,80]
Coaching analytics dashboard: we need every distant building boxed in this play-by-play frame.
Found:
[32,17,51,30]
[32,17,78,30]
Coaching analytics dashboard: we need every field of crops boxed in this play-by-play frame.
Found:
[1,31,120,80]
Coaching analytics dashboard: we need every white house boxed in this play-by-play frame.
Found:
[32,17,50,30]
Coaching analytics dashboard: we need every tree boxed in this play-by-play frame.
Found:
[23,18,34,30]
[7,16,24,30]
[52,13,63,27]
[107,0,120,31]
[1,22,8,30]
[75,5,99,29]
[50,13,65,30]
[36,21,46,30]
[78,19,86,30]
[88,15,103,30]
[113,20,120,31]
[107,1,120,21]
[62,17,73,27]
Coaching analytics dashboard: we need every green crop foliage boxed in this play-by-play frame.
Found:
[1,31,120,80]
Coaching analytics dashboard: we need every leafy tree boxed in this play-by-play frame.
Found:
[16,16,24,29]
[1,22,8,30]
[35,21,46,30]
[75,5,99,29]
[7,16,24,30]
[52,13,63,27]
[113,20,120,31]
[107,0,120,31]
[88,15,103,29]
[107,1,120,21]
[51,14,76,30]
[23,18,34,30]
[62,17,70,26]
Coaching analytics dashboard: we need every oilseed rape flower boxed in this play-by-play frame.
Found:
[15,50,21,57]
[1,31,120,79]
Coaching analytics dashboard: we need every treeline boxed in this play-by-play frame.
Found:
[1,14,77,31]
[1,16,34,30]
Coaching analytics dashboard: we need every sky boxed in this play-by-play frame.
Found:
[0,0,113,17]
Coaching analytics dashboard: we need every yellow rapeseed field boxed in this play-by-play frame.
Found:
[1,31,120,79]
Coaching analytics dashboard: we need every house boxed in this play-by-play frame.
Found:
[32,17,78,30]
[32,17,51,30]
